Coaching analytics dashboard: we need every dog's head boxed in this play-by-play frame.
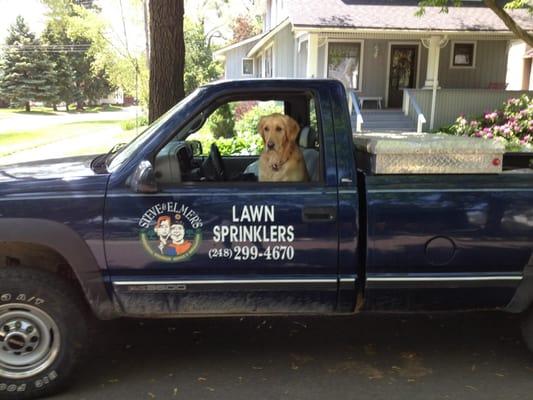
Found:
[258,113,300,153]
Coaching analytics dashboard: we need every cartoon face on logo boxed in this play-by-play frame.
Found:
[138,202,203,262]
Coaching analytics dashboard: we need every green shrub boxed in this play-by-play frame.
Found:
[121,115,148,131]
[190,101,283,156]
[234,102,283,137]
[206,103,235,138]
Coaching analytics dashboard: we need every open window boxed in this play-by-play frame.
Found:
[152,92,322,186]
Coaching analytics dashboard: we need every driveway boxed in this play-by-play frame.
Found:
[52,312,533,400]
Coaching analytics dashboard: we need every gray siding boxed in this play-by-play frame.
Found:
[273,23,295,77]
[437,40,509,88]
[408,88,533,129]
[315,38,509,104]
[222,41,258,80]
[222,35,509,101]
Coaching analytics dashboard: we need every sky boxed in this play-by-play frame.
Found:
[0,0,259,52]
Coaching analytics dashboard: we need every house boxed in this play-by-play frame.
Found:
[214,0,533,132]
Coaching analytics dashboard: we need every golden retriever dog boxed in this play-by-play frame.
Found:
[258,113,309,182]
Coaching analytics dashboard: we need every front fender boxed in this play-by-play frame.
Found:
[0,218,118,319]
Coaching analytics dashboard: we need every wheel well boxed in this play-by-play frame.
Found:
[0,241,85,297]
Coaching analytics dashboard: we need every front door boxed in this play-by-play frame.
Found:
[388,45,418,108]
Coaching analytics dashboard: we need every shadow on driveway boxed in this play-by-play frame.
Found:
[54,312,533,400]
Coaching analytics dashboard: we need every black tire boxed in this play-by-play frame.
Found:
[521,307,533,353]
[0,267,88,399]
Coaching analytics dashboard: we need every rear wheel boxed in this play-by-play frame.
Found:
[0,267,88,399]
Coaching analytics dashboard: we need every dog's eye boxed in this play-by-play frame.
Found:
[264,126,269,132]
[276,126,282,132]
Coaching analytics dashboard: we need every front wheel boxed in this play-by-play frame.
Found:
[0,267,88,399]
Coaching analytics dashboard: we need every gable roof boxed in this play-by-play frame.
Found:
[284,0,533,32]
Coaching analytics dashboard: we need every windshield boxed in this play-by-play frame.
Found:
[107,88,203,172]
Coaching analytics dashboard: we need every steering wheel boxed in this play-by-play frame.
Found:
[202,143,226,181]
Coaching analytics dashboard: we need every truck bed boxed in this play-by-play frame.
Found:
[359,170,533,311]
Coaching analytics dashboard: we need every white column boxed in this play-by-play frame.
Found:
[306,33,319,78]
[423,36,442,89]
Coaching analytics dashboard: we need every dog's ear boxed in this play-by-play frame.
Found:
[258,116,267,143]
[284,115,300,143]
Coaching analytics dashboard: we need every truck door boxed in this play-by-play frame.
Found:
[104,88,341,316]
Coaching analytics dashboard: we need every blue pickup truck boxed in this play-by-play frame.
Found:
[0,79,532,399]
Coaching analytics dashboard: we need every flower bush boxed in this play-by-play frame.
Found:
[443,94,533,152]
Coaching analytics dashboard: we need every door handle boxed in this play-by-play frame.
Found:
[302,207,337,223]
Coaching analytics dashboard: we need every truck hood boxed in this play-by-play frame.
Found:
[0,155,100,182]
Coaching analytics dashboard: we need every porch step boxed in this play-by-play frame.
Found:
[360,109,416,132]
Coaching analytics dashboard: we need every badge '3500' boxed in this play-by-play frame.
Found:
[138,202,203,262]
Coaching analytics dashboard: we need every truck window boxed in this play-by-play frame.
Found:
[153,94,322,185]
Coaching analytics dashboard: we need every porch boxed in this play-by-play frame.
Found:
[349,88,533,133]
[402,88,533,132]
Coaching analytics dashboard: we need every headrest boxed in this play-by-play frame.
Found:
[298,126,316,148]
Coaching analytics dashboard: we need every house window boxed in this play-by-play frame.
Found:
[264,47,273,77]
[327,42,362,90]
[242,58,254,76]
[451,42,476,68]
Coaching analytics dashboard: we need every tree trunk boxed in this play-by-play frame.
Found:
[148,0,185,123]
[484,0,533,48]
[65,102,69,112]
[52,104,57,111]
[76,101,84,111]
[25,102,30,112]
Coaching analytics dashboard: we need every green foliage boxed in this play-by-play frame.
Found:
[417,0,533,15]
[442,94,533,152]
[184,18,223,95]
[41,0,114,108]
[121,115,149,131]
[206,103,235,139]
[0,16,59,110]
[190,102,283,156]
[234,102,284,137]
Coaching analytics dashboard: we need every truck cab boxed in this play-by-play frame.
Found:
[104,79,361,316]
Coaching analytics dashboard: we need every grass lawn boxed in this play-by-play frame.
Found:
[0,119,138,158]
[0,105,124,115]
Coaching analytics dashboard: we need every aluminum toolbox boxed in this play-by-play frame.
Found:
[353,133,505,174]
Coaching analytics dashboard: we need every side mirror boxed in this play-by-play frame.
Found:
[189,140,203,156]
[129,160,158,193]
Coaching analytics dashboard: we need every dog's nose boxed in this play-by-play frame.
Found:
[267,141,275,150]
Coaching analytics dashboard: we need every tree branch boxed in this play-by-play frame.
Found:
[484,0,533,47]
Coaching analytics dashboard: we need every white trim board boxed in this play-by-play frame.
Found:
[449,40,477,69]
[323,38,365,92]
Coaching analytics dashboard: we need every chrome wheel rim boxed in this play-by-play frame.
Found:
[0,304,60,379]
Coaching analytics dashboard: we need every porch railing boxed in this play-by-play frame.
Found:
[347,89,363,133]
[402,89,426,133]
[403,89,533,131]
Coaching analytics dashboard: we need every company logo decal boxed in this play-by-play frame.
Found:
[138,202,203,262]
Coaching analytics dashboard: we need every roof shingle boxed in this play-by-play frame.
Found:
[285,0,533,32]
